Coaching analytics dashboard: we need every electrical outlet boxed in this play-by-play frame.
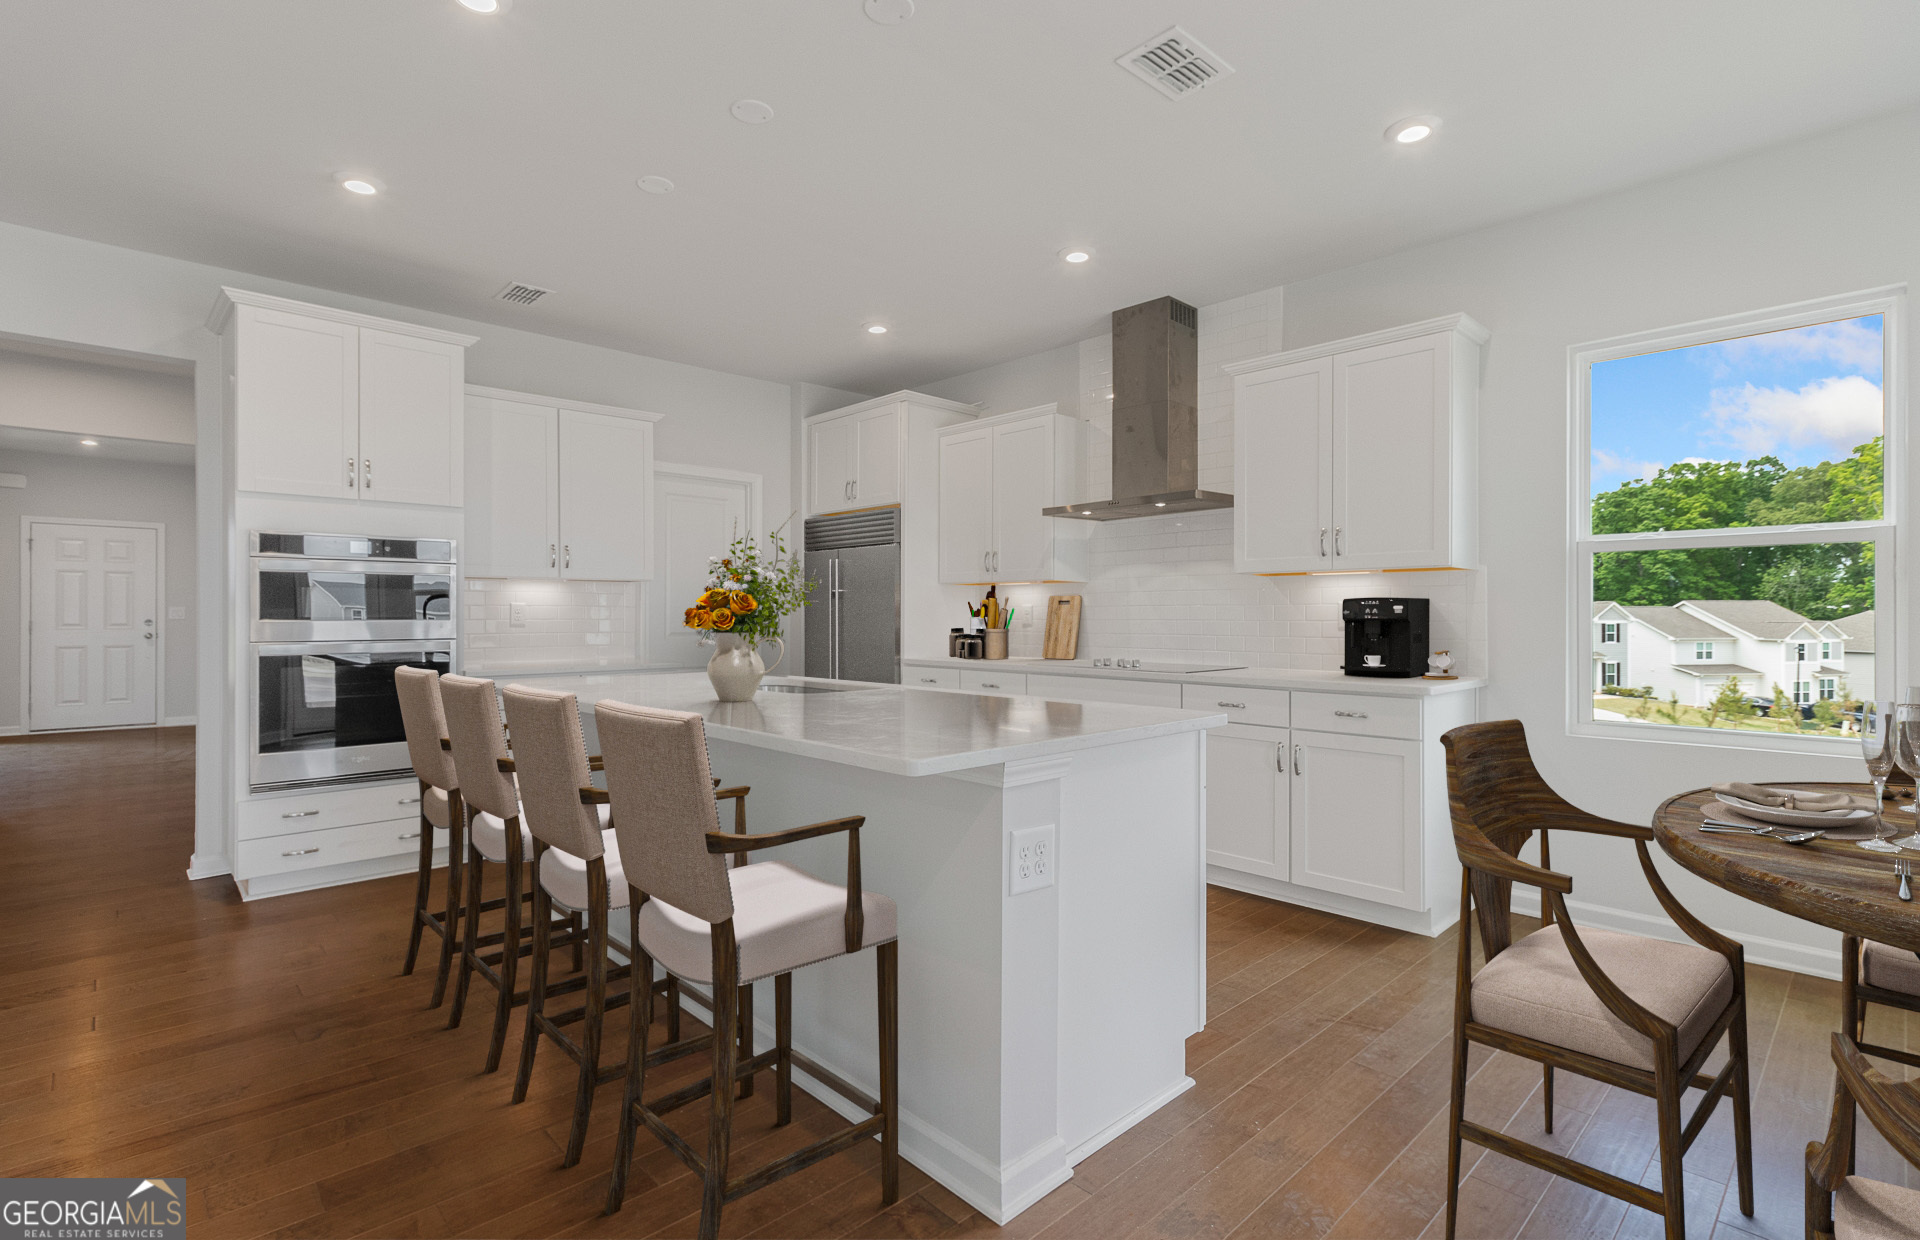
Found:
[510,601,528,627]
[1009,824,1056,895]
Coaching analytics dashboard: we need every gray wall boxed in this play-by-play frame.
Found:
[0,449,196,728]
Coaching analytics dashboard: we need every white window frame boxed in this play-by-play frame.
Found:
[1601,622,1621,644]
[1822,641,1833,660]
[1568,286,1904,754]
[1601,661,1621,688]
[1695,641,1714,661]
[1820,677,1838,700]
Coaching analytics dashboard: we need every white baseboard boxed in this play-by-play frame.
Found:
[1510,890,1841,980]
[161,714,197,727]
[1207,866,1459,937]
[0,725,20,737]
[186,852,232,880]
[235,849,440,901]
[1062,1075,1195,1168]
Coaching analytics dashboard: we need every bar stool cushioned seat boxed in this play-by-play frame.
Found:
[423,784,453,830]
[638,860,898,985]
[1861,940,1920,995]
[471,803,607,867]
[1836,1177,1920,1240]
[1472,923,1734,1071]
[539,822,627,911]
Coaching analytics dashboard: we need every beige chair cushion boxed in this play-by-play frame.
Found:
[422,785,451,830]
[1471,924,1734,1071]
[1836,1176,1920,1240]
[471,810,531,865]
[637,860,898,985]
[538,817,626,912]
[1862,941,1920,997]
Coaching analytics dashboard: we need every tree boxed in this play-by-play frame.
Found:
[1708,677,1751,729]
[1660,691,1683,725]
[1772,682,1796,731]
[1812,696,1842,731]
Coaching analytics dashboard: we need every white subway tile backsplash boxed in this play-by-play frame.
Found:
[460,577,642,673]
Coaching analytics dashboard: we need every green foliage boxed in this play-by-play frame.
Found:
[1709,677,1752,729]
[1771,682,1795,730]
[692,521,814,645]
[1660,691,1682,725]
[1591,438,1880,620]
[1812,697,1841,730]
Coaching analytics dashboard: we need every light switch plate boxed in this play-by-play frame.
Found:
[167,606,187,620]
[1009,824,1056,895]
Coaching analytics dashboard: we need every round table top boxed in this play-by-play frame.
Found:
[1655,783,1920,953]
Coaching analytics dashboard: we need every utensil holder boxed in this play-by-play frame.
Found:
[983,629,1008,660]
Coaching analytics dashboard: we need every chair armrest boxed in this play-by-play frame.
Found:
[1457,831,1573,893]
[713,786,750,801]
[439,736,452,751]
[1636,840,1742,961]
[579,786,609,806]
[588,754,603,772]
[708,816,869,953]
[497,756,516,774]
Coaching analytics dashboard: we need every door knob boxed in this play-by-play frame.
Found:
[143,632,154,640]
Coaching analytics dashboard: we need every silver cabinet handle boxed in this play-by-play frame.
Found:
[563,544,571,569]
[992,551,999,572]
[850,479,857,501]
[979,682,1000,689]
[281,809,320,819]
[1276,744,1285,773]
[1294,745,1303,776]
[363,458,372,489]
[1334,526,1342,555]
[550,543,557,568]
[1218,701,1246,709]
[347,456,357,488]
[1319,527,1328,556]
[282,847,320,857]
[1333,709,1369,719]
[398,832,421,840]
[397,796,420,805]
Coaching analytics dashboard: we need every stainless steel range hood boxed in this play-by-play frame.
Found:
[1043,295,1234,521]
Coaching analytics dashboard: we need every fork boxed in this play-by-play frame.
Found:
[1898,860,1912,903]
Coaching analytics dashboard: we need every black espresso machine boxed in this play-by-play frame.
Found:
[1342,598,1429,678]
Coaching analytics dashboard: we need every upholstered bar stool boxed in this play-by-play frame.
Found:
[595,701,899,1240]
[440,674,594,1070]
[394,665,464,1008]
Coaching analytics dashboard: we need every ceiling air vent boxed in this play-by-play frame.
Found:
[495,282,552,306]
[1117,26,1234,100]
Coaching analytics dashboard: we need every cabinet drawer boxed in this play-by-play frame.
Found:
[906,667,961,690]
[236,816,420,879]
[1183,684,1290,728]
[238,780,425,841]
[960,669,1026,695]
[1291,691,1421,740]
[1026,674,1182,708]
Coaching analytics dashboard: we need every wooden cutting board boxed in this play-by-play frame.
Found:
[1043,595,1082,660]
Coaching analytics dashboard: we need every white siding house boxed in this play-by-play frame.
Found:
[1597,598,1878,712]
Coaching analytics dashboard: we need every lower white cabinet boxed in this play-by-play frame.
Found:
[1205,724,1290,880]
[1026,673,1183,707]
[959,668,1025,694]
[907,666,961,690]
[1289,729,1424,911]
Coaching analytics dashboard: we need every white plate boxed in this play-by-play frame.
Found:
[1714,793,1874,827]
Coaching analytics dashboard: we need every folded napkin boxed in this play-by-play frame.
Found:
[1712,782,1854,812]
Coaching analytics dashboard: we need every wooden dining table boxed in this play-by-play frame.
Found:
[1654,782,1920,952]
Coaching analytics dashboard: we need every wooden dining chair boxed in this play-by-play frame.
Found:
[595,700,899,1240]
[1806,1031,1920,1239]
[1841,936,1920,1073]
[393,665,465,1008]
[1441,720,1754,1240]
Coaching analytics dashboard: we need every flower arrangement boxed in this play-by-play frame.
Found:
[683,523,812,646]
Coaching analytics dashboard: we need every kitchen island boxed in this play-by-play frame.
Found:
[525,670,1224,1224]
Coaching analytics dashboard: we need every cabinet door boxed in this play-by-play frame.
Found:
[1330,332,1452,569]
[1234,358,1333,572]
[938,427,996,582]
[464,396,559,578]
[808,415,855,515]
[1290,731,1424,910]
[991,417,1055,582]
[234,306,359,499]
[558,408,653,580]
[358,328,466,507]
[1205,725,1289,880]
[852,404,903,507]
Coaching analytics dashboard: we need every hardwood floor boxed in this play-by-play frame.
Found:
[3,727,1913,1238]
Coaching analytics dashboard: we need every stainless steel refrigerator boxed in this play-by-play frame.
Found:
[803,509,901,683]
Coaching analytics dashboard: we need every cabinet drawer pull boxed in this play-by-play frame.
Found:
[281,847,321,857]
[1332,709,1369,719]
[398,796,420,805]
[919,677,939,684]
[281,809,321,819]
[978,682,1000,689]
[398,832,421,841]
[1217,701,1246,709]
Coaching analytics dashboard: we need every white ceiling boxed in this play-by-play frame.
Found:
[1,2,1916,393]
[0,424,194,466]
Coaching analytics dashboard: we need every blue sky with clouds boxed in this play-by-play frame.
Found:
[1590,314,1884,497]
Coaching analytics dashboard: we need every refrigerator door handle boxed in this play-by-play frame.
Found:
[829,555,841,679]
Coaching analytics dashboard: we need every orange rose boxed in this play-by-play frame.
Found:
[710,607,735,631]
[729,591,757,613]
[701,588,731,608]
[683,607,699,626]
[687,608,713,630]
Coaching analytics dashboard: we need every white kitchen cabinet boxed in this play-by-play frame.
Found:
[959,668,1026,695]
[804,392,979,518]
[1289,729,1424,911]
[1228,315,1485,573]
[808,414,857,516]
[1206,724,1289,880]
[213,288,476,506]
[1025,673,1182,707]
[465,387,660,581]
[936,407,1088,583]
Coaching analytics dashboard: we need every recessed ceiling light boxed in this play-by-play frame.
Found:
[456,0,509,12]
[1060,248,1092,264]
[79,439,99,447]
[865,323,889,335]
[730,99,775,125]
[338,174,383,196]
[1385,115,1440,145]
[636,176,675,195]
[1154,502,1167,507]
[863,0,915,23]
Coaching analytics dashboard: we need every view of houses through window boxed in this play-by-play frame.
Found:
[1582,307,1888,739]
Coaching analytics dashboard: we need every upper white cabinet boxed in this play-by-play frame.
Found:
[211,288,475,507]
[805,393,977,516]
[936,406,1088,583]
[1227,314,1485,574]
[465,387,660,580]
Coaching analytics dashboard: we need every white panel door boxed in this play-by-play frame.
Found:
[464,396,559,578]
[1290,730,1424,910]
[937,426,995,582]
[991,417,1055,582]
[1330,332,1450,569]
[559,408,654,580]
[852,404,903,508]
[807,415,854,515]
[652,469,752,667]
[29,522,158,730]
[1234,358,1333,572]
[233,306,359,499]
[357,328,466,507]
[1205,724,1289,880]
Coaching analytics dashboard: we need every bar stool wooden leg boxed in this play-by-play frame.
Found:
[403,811,434,975]
[486,830,526,1075]
[667,976,682,1043]
[570,910,585,974]
[605,904,653,1216]
[429,801,465,1009]
[878,939,899,1207]
[737,981,755,1099]
[513,846,552,1105]
[1543,1064,1554,1134]
[775,972,793,1127]
[701,928,741,1240]
[447,842,485,1028]
[562,878,611,1168]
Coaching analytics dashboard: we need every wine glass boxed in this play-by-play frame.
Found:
[1860,700,1902,852]
[1892,702,1920,850]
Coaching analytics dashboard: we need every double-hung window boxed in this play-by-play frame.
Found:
[1574,288,1899,747]
[1601,661,1622,687]
[1600,622,1622,644]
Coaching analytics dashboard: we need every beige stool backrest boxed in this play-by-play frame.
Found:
[596,700,733,923]
[394,665,457,792]
[501,683,604,860]
[441,675,516,821]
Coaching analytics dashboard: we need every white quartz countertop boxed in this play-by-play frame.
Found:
[903,656,1483,697]
[508,671,1226,778]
